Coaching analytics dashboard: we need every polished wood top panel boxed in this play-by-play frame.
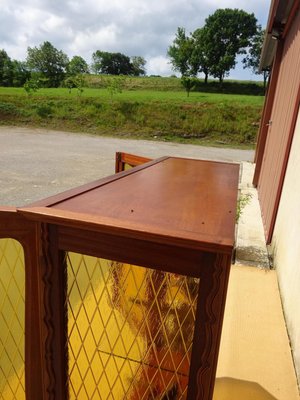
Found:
[19,158,239,252]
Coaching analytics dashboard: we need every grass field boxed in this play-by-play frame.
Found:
[0,86,263,105]
[84,74,265,96]
[0,79,264,148]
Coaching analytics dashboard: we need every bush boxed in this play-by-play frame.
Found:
[191,80,265,95]
[36,104,53,118]
[0,102,20,116]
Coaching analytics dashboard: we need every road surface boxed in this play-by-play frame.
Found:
[0,126,254,206]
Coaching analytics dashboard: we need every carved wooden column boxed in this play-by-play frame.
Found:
[39,223,68,400]
[188,253,232,399]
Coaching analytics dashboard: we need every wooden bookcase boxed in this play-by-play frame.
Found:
[0,156,239,399]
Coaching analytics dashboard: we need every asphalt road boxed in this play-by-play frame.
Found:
[0,126,254,206]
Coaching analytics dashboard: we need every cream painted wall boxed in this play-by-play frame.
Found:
[272,106,300,383]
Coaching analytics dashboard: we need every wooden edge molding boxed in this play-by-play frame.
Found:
[18,207,234,254]
[0,207,35,241]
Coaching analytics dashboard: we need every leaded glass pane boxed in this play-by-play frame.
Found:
[67,252,199,400]
[0,238,25,400]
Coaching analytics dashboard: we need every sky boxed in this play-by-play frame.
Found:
[0,0,271,80]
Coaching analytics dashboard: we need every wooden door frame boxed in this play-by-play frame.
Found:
[0,208,43,399]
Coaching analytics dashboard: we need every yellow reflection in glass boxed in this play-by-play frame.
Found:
[124,163,132,171]
[67,252,199,399]
[0,238,25,400]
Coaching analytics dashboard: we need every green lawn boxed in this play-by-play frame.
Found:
[0,85,264,148]
[0,86,264,106]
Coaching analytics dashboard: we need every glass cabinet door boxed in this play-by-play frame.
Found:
[66,252,200,399]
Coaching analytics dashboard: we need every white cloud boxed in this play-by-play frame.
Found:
[0,0,271,76]
[147,56,173,77]
[70,25,119,60]
[42,15,66,32]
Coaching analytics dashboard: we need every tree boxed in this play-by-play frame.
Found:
[11,60,30,86]
[243,26,269,89]
[181,76,197,97]
[23,77,40,95]
[131,56,146,76]
[105,76,125,100]
[202,9,258,83]
[0,50,13,86]
[0,50,30,87]
[26,41,69,87]
[92,51,133,75]
[191,27,211,83]
[67,55,89,76]
[64,74,85,95]
[167,27,194,76]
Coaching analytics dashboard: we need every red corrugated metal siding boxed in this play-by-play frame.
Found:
[258,8,300,243]
[253,41,284,185]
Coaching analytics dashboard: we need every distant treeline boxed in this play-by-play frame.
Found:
[0,43,147,88]
[0,8,269,91]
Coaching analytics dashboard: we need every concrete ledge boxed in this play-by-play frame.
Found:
[235,163,270,268]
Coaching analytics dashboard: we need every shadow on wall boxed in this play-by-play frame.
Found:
[214,378,278,400]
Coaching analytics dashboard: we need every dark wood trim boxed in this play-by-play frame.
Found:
[23,223,44,400]
[0,207,35,242]
[254,76,270,164]
[57,225,206,278]
[115,151,152,173]
[115,151,122,173]
[187,254,231,399]
[253,39,284,187]
[39,224,68,399]
[0,208,43,399]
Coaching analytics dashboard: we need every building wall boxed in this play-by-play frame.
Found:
[271,106,300,382]
[257,7,300,243]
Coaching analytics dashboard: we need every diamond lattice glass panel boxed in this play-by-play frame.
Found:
[67,252,199,400]
[0,239,25,400]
